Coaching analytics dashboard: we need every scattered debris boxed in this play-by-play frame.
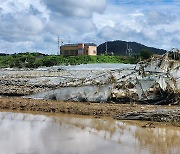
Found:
[142,122,155,128]
[0,50,179,105]
[115,109,180,126]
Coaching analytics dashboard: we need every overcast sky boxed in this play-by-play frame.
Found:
[0,0,179,54]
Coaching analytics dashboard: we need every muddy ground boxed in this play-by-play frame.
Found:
[0,97,179,126]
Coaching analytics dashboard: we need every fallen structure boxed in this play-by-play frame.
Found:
[0,51,179,105]
[111,51,180,105]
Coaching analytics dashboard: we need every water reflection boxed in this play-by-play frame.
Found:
[0,112,179,154]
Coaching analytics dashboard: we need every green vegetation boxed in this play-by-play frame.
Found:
[140,49,153,60]
[0,51,148,68]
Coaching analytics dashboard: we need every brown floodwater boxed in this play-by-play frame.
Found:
[0,111,179,154]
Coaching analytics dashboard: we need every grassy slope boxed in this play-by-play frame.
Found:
[0,52,139,68]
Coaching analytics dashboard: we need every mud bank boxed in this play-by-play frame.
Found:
[116,109,180,126]
[0,97,179,126]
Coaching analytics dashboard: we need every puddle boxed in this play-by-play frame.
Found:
[0,111,179,154]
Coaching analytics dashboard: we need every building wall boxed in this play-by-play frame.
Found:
[62,46,78,50]
[60,44,97,56]
[60,45,79,56]
[88,46,97,56]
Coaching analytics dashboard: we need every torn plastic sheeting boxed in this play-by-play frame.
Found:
[157,76,167,91]
[27,84,114,102]
[135,78,154,99]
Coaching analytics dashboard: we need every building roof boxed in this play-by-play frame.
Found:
[61,43,97,47]
[84,43,97,46]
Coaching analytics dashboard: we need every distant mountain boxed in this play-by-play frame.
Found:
[97,40,166,55]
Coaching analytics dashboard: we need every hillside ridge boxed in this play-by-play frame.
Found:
[97,40,166,55]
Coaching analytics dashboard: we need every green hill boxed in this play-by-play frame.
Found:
[97,40,166,55]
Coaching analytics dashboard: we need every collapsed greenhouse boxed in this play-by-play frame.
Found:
[0,51,179,105]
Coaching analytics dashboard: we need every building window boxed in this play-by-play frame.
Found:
[93,50,96,54]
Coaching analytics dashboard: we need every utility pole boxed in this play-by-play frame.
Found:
[57,36,60,55]
[126,43,128,55]
[126,43,133,56]
[129,45,132,56]
[105,41,108,55]
[58,37,64,55]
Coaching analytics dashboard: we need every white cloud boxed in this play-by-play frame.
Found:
[0,13,45,42]
[43,0,107,17]
[0,0,179,54]
[0,0,49,20]
[0,40,34,54]
[94,2,180,49]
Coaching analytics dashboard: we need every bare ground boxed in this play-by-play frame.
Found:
[0,97,179,126]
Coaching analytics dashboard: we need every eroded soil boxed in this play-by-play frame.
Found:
[0,97,179,126]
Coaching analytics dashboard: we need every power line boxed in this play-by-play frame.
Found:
[126,43,133,56]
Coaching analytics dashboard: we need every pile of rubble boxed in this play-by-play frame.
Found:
[111,51,180,105]
[0,51,179,105]
[30,51,179,105]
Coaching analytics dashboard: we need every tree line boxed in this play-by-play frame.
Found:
[0,49,154,68]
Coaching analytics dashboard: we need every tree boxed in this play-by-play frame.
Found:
[140,49,152,60]
[42,56,58,67]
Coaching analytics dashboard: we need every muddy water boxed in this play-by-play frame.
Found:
[0,111,179,154]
